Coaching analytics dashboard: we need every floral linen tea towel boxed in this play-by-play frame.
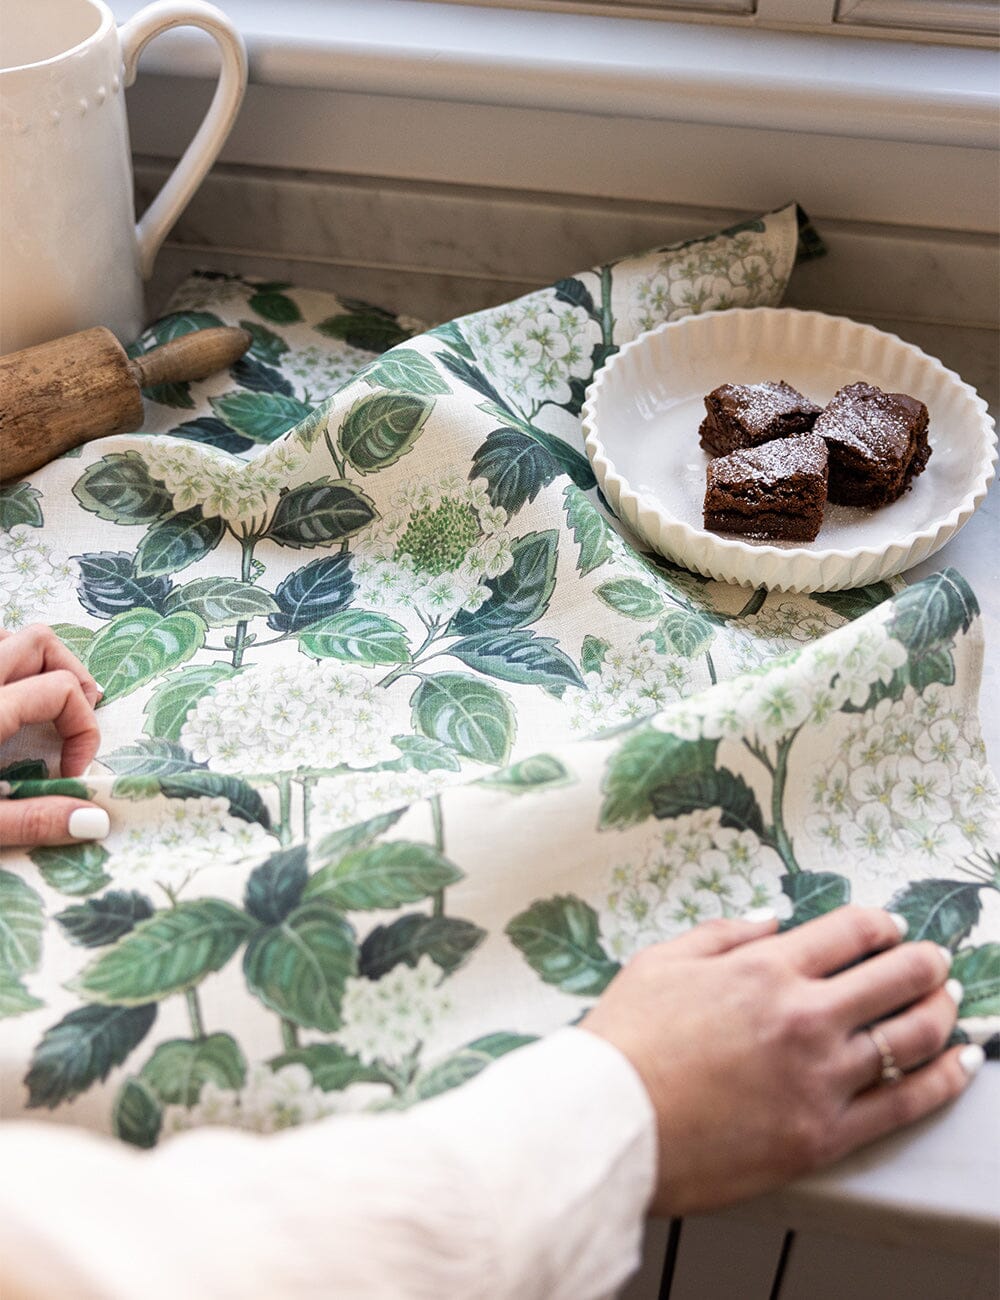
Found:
[0,202,997,1145]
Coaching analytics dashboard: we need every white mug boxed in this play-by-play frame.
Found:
[0,0,246,354]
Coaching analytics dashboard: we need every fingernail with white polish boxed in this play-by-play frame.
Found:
[888,912,908,938]
[69,808,110,840]
[959,1045,985,1078]
[742,907,777,923]
[936,944,953,971]
[945,979,964,1005]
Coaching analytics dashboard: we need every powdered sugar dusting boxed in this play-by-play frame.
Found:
[711,433,828,488]
[814,382,925,461]
[712,380,821,438]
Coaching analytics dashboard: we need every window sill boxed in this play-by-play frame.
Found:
[113,0,999,147]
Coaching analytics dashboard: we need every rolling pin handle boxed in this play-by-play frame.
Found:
[129,326,253,388]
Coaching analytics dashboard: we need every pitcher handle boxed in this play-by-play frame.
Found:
[120,0,247,280]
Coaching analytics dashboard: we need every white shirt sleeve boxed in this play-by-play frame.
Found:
[0,1027,657,1300]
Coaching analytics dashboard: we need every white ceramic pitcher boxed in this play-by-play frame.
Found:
[0,0,246,354]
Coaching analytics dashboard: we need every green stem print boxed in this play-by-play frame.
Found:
[229,535,259,669]
[599,263,615,350]
[185,988,206,1039]
[275,774,294,847]
[742,731,802,872]
[281,1019,300,1050]
[430,794,446,918]
[705,648,718,686]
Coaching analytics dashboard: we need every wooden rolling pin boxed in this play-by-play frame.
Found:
[0,325,252,483]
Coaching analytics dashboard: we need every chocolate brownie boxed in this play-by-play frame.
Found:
[699,381,822,457]
[813,381,930,508]
[703,434,829,542]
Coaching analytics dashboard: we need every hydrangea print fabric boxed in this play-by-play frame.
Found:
[1,203,997,1146]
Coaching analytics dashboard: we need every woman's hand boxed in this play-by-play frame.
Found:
[582,906,978,1218]
[0,625,108,847]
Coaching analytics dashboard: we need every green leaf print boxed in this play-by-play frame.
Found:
[0,869,44,980]
[0,975,42,1018]
[600,728,719,829]
[428,320,476,360]
[414,1033,538,1101]
[243,900,357,1032]
[229,354,295,397]
[480,413,596,492]
[113,1077,163,1148]
[51,623,96,660]
[249,288,303,324]
[562,484,613,575]
[506,896,620,997]
[436,351,507,407]
[244,846,308,925]
[650,768,765,838]
[316,301,410,351]
[85,608,206,703]
[143,663,237,741]
[339,392,434,473]
[0,481,43,530]
[128,311,227,407]
[25,1003,157,1108]
[73,452,174,524]
[385,735,462,774]
[103,739,205,778]
[360,349,451,396]
[268,553,356,632]
[595,578,665,621]
[299,610,411,666]
[140,1033,247,1105]
[171,416,255,456]
[889,569,978,655]
[645,609,716,658]
[164,577,279,627]
[210,391,313,443]
[580,635,610,675]
[266,479,378,548]
[780,871,851,929]
[0,760,47,782]
[359,914,486,979]
[135,507,227,577]
[553,276,598,319]
[449,630,584,692]
[886,879,983,951]
[56,891,155,948]
[451,530,559,635]
[269,1042,387,1091]
[76,551,173,619]
[812,582,895,622]
[73,901,257,1005]
[239,319,290,364]
[477,753,572,794]
[411,673,515,766]
[312,809,406,862]
[951,944,1000,1017]
[158,772,271,829]
[471,428,561,516]
[29,842,111,896]
[307,841,463,912]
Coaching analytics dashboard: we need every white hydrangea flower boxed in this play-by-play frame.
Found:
[604,813,787,960]
[564,640,693,735]
[143,439,305,531]
[162,1063,337,1137]
[181,661,398,774]
[832,627,908,709]
[336,956,452,1067]
[0,526,74,629]
[285,340,377,400]
[626,228,786,332]
[309,768,449,838]
[465,292,596,410]
[350,473,514,626]
[106,795,278,894]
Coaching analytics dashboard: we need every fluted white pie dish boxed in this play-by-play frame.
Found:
[582,308,996,592]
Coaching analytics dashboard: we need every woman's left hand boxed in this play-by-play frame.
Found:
[0,625,108,847]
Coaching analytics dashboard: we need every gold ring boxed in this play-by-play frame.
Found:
[865,1026,902,1086]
